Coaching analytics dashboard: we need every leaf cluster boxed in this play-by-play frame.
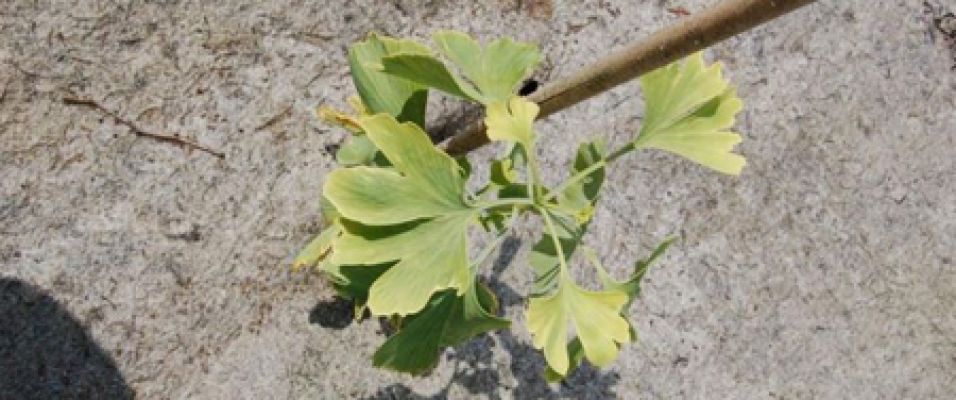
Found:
[298,30,746,379]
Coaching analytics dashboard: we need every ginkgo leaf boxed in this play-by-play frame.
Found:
[350,33,430,126]
[324,114,470,225]
[373,282,509,375]
[527,140,632,379]
[331,218,472,316]
[485,96,539,148]
[541,237,677,381]
[379,53,481,101]
[323,114,477,316]
[432,30,540,103]
[634,52,746,175]
[527,277,632,376]
[379,30,539,105]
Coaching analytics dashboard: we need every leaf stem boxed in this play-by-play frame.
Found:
[473,224,510,269]
[537,206,570,278]
[475,198,534,209]
[606,142,637,163]
[526,146,544,202]
[471,207,520,272]
[542,142,635,203]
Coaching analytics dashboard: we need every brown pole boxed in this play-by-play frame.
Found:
[442,0,816,155]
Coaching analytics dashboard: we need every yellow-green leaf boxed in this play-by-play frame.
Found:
[349,33,430,126]
[634,53,746,175]
[379,30,539,105]
[484,96,539,148]
[432,30,540,103]
[527,277,632,376]
[324,114,469,225]
[323,113,477,316]
[379,53,480,101]
[331,217,472,316]
[538,238,676,381]
[316,104,362,133]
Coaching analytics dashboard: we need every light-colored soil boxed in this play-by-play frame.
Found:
[2,0,954,398]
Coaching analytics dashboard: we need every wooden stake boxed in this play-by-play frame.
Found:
[442,0,816,155]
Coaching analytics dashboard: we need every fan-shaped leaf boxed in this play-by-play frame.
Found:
[485,96,539,148]
[541,237,677,381]
[432,30,540,103]
[634,53,745,175]
[323,114,477,316]
[349,33,430,126]
[527,278,631,376]
[379,30,539,105]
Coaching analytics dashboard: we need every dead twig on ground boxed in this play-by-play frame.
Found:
[255,105,293,132]
[61,94,225,158]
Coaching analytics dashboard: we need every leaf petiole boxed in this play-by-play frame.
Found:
[541,142,634,203]
[536,206,570,279]
[471,207,520,272]
[475,198,534,210]
[527,150,545,201]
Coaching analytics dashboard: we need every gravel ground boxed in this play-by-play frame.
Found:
[1,0,954,398]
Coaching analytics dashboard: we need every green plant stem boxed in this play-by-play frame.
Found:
[471,206,520,276]
[475,198,534,209]
[526,146,544,202]
[537,206,570,279]
[542,142,635,203]
[472,216,514,269]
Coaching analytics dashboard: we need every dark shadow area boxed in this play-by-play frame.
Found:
[489,236,525,308]
[0,277,133,400]
[363,329,621,400]
[427,100,483,144]
[308,297,354,330]
[364,236,623,399]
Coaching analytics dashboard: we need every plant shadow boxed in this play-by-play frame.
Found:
[0,277,134,399]
[308,297,355,330]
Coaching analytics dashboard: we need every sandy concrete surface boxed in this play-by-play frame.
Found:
[1,0,954,398]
